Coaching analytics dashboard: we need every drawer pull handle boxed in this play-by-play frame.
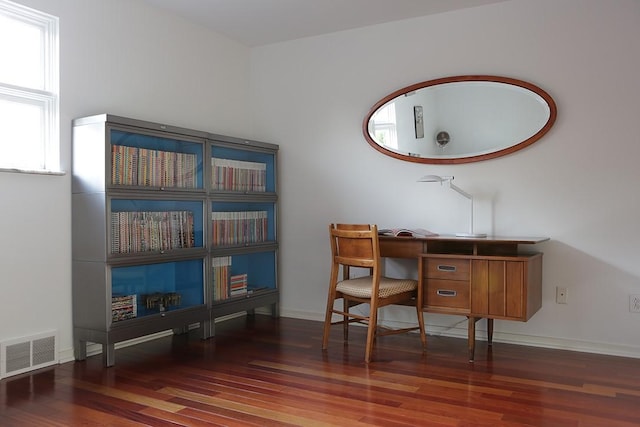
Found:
[437,265,456,272]
[437,289,457,297]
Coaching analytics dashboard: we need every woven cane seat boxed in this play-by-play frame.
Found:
[337,276,417,299]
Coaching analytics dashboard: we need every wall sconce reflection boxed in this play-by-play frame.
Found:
[435,131,450,148]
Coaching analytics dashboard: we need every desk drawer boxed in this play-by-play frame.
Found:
[425,279,470,310]
[379,238,424,258]
[425,258,470,280]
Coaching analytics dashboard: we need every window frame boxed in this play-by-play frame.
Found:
[0,0,60,174]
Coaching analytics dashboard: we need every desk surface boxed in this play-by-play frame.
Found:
[379,234,549,258]
[379,235,549,245]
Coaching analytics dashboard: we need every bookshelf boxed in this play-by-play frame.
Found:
[72,114,279,366]
[208,140,279,329]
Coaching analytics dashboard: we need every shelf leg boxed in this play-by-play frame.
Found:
[172,326,189,335]
[74,339,87,361]
[103,343,115,367]
[201,319,215,339]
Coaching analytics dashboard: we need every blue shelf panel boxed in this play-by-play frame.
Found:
[110,199,205,253]
[211,250,276,302]
[110,129,204,189]
[211,145,276,193]
[211,201,276,246]
[111,258,205,319]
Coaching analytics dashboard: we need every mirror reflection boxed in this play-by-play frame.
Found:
[364,76,557,164]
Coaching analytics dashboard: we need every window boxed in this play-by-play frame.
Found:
[0,0,59,173]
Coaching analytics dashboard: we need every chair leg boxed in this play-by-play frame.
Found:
[364,305,378,363]
[416,304,426,349]
[343,297,349,341]
[322,291,337,350]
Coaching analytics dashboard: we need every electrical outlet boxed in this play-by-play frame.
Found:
[556,287,568,304]
[630,295,640,313]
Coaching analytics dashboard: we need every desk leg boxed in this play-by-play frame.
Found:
[467,317,476,362]
[487,318,494,346]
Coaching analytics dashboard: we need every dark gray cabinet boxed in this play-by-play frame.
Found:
[72,114,278,366]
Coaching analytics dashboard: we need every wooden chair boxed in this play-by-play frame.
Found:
[322,223,426,363]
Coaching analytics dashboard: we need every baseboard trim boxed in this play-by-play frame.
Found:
[59,313,248,364]
[57,309,640,363]
[281,309,640,360]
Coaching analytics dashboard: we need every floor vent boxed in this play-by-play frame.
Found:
[1,331,58,379]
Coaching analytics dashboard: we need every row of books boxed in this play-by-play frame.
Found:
[212,256,232,301]
[211,211,268,246]
[112,294,137,322]
[212,257,250,301]
[141,292,181,311]
[111,211,195,254]
[230,273,248,297]
[211,158,266,192]
[112,144,198,188]
[112,291,183,321]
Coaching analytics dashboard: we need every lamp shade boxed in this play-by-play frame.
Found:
[417,175,451,183]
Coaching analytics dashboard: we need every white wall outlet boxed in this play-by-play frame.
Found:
[556,287,568,304]
[630,294,640,313]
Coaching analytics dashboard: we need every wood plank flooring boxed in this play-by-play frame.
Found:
[1,315,639,426]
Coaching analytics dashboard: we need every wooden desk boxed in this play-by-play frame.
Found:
[379,235,548,361]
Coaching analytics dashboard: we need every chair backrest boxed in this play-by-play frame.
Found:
[329,224,381,278]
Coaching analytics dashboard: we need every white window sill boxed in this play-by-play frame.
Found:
[0,167,66,176]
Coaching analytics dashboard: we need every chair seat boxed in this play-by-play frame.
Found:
[337,276,417,299]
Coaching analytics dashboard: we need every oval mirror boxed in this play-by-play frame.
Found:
[363,75,557,164]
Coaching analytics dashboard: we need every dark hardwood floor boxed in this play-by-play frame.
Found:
[2,315,639,426]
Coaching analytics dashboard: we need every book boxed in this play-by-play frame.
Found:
[230,273,248,296]
[378,228,438,237]
[112,294,137,322]
[212,256,232,301]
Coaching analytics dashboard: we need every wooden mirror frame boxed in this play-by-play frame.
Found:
[363,75,557,164]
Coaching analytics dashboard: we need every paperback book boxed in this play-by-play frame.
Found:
[378,228,438,237]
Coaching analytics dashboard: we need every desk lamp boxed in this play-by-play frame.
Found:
[418,175,487,238]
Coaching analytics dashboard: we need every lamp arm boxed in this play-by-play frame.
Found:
[448,182,472,201]
[419,175,486,237]
[447,182,474,234]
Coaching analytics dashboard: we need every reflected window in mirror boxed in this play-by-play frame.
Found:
[370,102,398,150]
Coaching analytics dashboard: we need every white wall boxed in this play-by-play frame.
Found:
[1,0,638,367]
[0,0,252,363]
[251,0,640,357]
